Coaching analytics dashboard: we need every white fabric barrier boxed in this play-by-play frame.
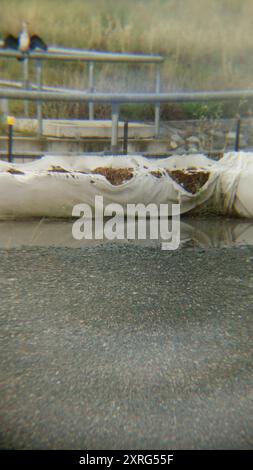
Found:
[216,152,253,218]
[0,152,252,219]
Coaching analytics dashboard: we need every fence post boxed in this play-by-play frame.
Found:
[155,63,161,138]
[1,98,9,117]
[235,116,241,151]
[123,120,128,154]
[88,61,94,120]
[111,103,119,152]
[36,59,43,136]
[22,57,29,117]
[7,116,15,162]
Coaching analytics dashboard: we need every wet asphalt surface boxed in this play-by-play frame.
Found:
[0,244,253,450]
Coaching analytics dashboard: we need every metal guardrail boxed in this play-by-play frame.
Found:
[0,45,164,133]
[0,79,77,93]
[0,45,164,62]
[1,88,253,102]
[1,87,253,151]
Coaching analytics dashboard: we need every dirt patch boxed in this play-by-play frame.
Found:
[167,169,210,193]
[7,168,25,175]
[48,166,69,173]
[207,151,224,160]
[150,170,164,178]
[92,167,134,185]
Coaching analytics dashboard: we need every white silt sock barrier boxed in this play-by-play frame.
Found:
[0,152,252,219]
[214,152,253,218]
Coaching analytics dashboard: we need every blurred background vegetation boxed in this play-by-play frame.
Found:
[0,0,253,120]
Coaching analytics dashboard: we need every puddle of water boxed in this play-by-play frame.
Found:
[0,217,253,249]
[180,217,253,248]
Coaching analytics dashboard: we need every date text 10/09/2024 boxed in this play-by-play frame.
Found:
[79,454,174,466]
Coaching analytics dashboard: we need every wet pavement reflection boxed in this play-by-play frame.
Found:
[0,217,253,249]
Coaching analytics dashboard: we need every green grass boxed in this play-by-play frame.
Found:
[1,0,253,120]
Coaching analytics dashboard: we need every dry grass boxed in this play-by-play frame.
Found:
[1,0,253,117]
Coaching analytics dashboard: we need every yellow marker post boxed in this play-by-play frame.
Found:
[7,116,15,162]
[7,116,16,126]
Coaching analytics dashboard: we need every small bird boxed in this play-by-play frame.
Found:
[3,22,47,59]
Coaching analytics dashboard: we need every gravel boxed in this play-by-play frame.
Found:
[0,244,253,449]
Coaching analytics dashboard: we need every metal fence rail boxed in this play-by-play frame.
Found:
[1,88,253,102]
[0,79,78,93]
[0,46,164,63]
[0,45,164,127]
[1,87,253,151]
